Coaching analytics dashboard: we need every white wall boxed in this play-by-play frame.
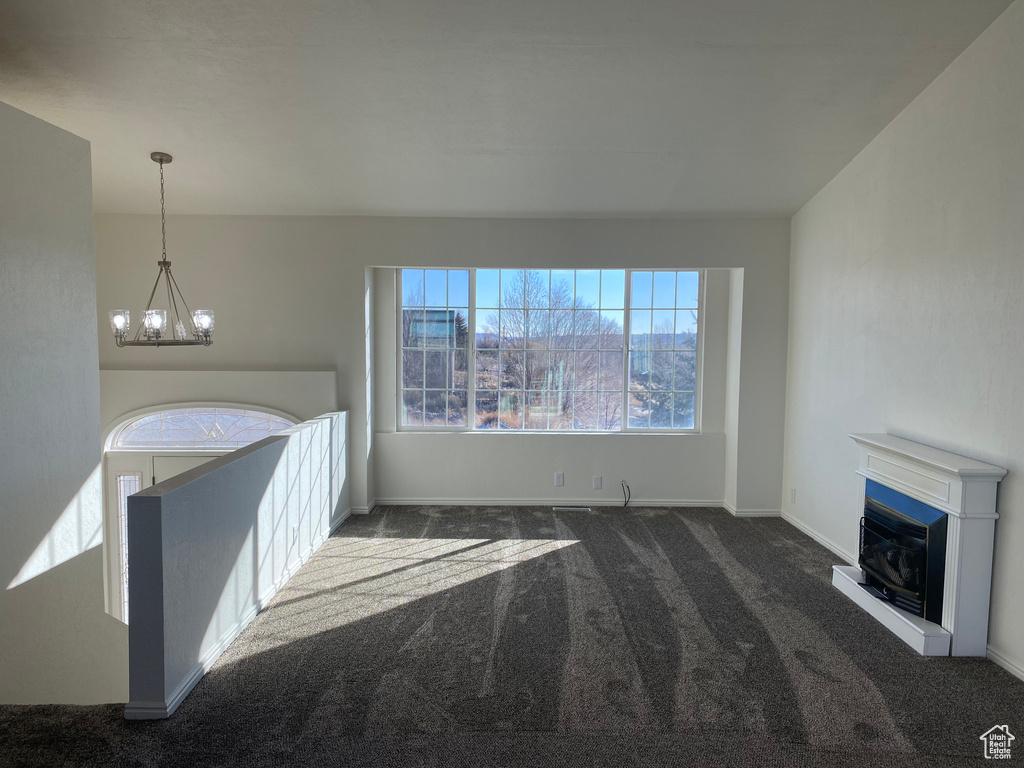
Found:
[0,102,126,703]
[127,413,348,718]
[783,1,1024,675]
[374,432,726,506]
[96,216,790,514]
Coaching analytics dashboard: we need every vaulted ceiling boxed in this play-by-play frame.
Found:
[0,0,1013,216]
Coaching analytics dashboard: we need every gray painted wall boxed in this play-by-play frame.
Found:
[0,102,126,703]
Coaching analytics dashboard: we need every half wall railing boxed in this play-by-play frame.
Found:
[125,412,349,719]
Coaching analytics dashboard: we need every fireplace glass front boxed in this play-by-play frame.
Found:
[858,480,947,624]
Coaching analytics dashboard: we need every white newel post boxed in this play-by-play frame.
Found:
[834,434,1006,657]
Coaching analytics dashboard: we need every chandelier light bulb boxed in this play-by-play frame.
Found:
[109,310,130,334]
[143,309,167,338]
[193,310,215,333]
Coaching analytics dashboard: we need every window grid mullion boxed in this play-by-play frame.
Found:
[395,269,406,427]
[692,270,704,431]
[467,269,476,432]
[622,268,633,432]
[573,270,581,430]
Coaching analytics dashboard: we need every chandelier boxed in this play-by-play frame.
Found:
[109,152,214,347]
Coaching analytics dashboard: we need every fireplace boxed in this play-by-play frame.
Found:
[858,480,946,624]
[832,434,1006,657]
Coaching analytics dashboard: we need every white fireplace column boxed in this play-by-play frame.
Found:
[832,434,1006,657]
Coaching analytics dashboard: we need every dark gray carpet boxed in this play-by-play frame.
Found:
[2,506,1021,767]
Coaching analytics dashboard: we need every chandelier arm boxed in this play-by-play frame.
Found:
[167,269,197,330]
[165,268,179,333]
[167,275,184,336]
[141,268,163,313]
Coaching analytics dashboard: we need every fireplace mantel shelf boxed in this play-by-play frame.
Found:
[850,433,1007,481]
[850,433,1006,519]
[838,433,1007,657]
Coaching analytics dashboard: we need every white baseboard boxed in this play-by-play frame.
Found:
[257,561,310,609]
[722,500,781,517]
[124,700,174,720]
[781,510,857,564]
[126,598,264,720]
[988,645,1024,683]
[373,497,724,508]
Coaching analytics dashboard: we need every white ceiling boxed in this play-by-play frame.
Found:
[0,0,1013,217]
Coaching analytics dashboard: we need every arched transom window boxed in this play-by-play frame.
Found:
[114,407,295,449]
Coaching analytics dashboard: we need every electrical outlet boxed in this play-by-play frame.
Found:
[790,487,797,504]
[554,472,564,487]
[593,475,602,490]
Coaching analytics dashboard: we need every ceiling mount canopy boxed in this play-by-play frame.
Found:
[109,152,215,348]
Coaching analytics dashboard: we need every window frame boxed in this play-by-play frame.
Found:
[107,470,141,624]
[396,268,703,434]
[108,404,299,452]
[620,268,704,433]
[396,269,474,430]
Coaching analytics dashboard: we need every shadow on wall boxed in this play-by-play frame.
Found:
[7,464,103,589]
[127,413,349,719]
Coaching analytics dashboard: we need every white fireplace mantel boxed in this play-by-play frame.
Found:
[832,433,1007,657]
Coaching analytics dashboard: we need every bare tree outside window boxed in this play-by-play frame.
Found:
[476,269,623,430]
[398,267,700,432]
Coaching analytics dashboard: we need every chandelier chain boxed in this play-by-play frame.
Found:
[159,160,167,260]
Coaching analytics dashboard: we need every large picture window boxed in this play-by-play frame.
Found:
[398,268,701,433]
